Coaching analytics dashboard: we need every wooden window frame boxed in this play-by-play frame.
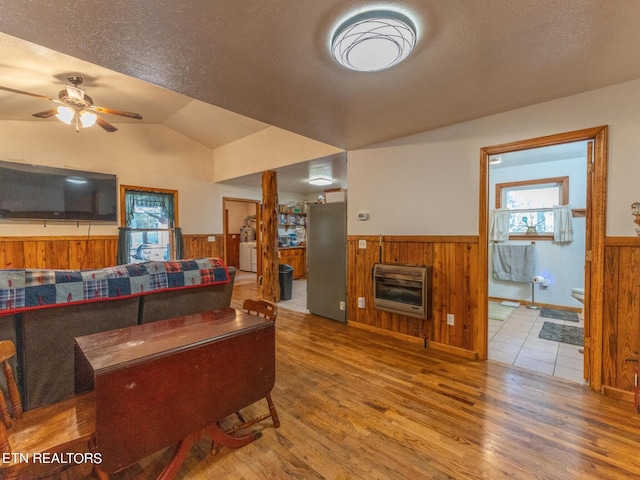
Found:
[495,176,568,241]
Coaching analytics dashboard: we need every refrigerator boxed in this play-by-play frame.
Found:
[307,202,347,322]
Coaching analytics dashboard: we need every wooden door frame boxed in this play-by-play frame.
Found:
[478,126,608,393]
[222,197,262,277]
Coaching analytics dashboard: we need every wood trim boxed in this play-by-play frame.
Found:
[589,127,608,392]
[427,340,479,360]
[495,176,569,208]
[605,236,640,246]
[507,234,554,241]
[478,146,490,360]
[488,297,582,313]
[480,126,609,154]
[0,235,117,241]
[348,320,424,346]
[601,385,635,405]
[348,235,479,244]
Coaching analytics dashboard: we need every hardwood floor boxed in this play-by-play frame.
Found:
[69,281,640,479]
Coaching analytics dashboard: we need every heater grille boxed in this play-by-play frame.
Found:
[373,263,431,319]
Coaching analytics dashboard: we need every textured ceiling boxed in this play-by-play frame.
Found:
[1,1,640,190]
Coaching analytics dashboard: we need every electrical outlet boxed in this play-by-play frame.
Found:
[358,297,365,308]
[358,239,367,249]
[207,236,216,242]
[447,313,455,326]
[339,301,345,311]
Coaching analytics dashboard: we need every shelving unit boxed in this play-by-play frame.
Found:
[278,203,307,278]
[278,203,307,230]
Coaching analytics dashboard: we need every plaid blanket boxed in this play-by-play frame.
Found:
[0,258,229,315]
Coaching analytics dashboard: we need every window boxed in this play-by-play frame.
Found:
[496,177,568,237]
[118,185,180,264]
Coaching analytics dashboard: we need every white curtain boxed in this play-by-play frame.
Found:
[489,209,510,242]
[553,205,573,242]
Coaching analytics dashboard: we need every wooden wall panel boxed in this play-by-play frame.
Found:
[0,234,225,269]
[348,235,479,353]
[349,235,640,394]
[602,238,640,393]
[182,234,224,260]
[602,245,619,387]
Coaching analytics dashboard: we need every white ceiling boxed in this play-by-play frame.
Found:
[1,1,640,192]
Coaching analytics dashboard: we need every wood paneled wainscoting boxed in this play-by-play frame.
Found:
[348,235,480,356]
[0,234,225,269]
[602,236,640,401]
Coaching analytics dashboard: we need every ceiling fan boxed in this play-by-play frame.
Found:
[0,75,142,132]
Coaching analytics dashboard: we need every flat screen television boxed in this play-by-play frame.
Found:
[0,160,117,222]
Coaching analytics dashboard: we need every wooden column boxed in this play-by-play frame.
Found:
[261,171,280,302]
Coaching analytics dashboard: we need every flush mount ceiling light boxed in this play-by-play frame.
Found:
[331,9,417,72]
[309,176,333,186]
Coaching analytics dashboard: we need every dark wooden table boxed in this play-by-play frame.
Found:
[74,307,275,478]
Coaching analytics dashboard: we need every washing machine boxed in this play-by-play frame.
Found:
[239,241,257,272]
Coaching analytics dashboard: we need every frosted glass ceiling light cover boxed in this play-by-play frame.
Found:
[79,111,97,128]
[309,176,333,186]
[332,10,417,72]
[56,106,75,125]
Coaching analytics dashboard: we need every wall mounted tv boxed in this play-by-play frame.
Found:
[0,160,117,222]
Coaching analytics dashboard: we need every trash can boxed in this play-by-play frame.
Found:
[278,264,294,300]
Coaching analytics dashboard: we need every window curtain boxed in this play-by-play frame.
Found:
[174,227,184,259]
[489,209,510,242]
[124,190,175,227]
[116,227,133,265]
[553,205,573,242]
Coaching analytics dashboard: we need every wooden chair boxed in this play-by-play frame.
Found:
[242,298,278,321]
[227,299,280,435]
[0,340,101,480]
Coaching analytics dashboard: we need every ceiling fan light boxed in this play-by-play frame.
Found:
[309,176,333,186]
[79,111,97,128]
[56,106,75,125]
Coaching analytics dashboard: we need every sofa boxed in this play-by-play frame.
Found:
[0,258,236,410]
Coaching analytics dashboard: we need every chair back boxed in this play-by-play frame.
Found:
[243,299,277,321]
[0,341,22,428]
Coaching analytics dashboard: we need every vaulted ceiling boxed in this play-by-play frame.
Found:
[1,1,640,187]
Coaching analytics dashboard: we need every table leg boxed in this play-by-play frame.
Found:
[155,425,262,479]
[156,437,196,480]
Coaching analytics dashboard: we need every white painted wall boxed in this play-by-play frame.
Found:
[488,156,586,308]
[0,121,217,235]
[347,78,640,239]
[212,126,344,182]
[0,121,309,237]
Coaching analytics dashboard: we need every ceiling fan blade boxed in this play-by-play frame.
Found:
[89,105,142,120]
[32,108,59,119]
[0,85,59,103]
[95,115,118,133]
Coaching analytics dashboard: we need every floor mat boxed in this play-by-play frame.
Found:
[489,302,515,321]
[538,321,584,346]
[540,308,579,322]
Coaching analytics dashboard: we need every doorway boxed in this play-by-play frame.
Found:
[487,141,588,383]
[479,126,608,393]
[223,197,261,282]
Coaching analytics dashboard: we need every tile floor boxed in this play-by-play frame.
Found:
[488,303,586,384]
